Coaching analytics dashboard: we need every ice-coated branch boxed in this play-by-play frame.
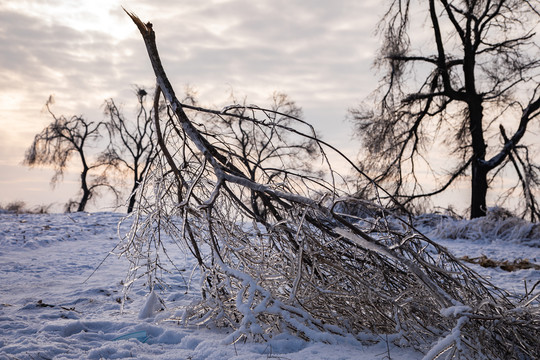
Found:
[122,9,540,359]
[125,9,324,210]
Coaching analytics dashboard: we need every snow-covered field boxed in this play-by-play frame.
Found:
[0,211,538,359]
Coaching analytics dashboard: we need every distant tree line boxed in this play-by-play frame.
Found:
[24,87,158,213]
[24,87,310,213]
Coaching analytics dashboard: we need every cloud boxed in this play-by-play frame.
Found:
[117,0,381,96]
[0,0,382,208]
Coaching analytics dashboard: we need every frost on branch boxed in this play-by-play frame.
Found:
[120,10,540,359]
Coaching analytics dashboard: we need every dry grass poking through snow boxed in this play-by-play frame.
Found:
[461,255,540,272]
[426,207,540,247]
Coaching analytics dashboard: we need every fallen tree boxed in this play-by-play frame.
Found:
[119,10,540,359]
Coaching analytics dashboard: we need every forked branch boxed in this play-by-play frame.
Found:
[122,9,540,359]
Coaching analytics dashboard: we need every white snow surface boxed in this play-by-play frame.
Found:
[0,211,538,359]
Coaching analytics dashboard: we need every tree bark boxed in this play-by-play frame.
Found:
[78,167,90,212]
[127,181,139,213]
[468,100,488,218]
[470,162,488,218]
[463,20,487,218]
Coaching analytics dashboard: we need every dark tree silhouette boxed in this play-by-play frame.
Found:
[103,87,158,213]
[351,0,540,220]
[24,96,117,212]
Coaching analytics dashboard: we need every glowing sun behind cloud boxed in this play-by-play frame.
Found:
[3,0,135,40]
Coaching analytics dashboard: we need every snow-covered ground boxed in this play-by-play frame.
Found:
[0,211,538,359]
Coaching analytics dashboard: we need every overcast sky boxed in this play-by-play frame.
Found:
[0,0,383,211]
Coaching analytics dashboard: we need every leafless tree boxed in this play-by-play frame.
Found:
[194,91,319,221]
[350,0,540,220]
[103,87,158,213]
[24,96,117,212]
[117,11,540,359]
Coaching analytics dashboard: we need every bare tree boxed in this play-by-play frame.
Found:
[350,0,540,220]
[116,11,540,359]
[103,87,158,213]
[194,91,319,221]
[24,96,117,212]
